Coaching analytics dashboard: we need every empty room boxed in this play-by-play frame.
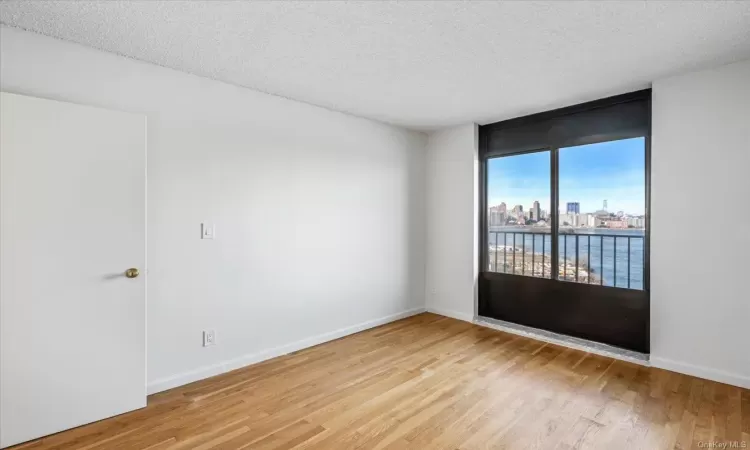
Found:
[1,1,749,449]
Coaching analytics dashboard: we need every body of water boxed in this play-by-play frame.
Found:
[488,227,645,290]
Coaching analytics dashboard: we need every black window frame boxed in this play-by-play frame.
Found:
[478,89,651,353]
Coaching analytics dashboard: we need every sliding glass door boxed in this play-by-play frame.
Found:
[478,90,651,353]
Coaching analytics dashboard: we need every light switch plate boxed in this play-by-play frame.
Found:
[201,223,215,240]
[203,330,215,347]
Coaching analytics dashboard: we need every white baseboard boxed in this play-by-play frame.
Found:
[650,356,750,389]
[425,306,474,323]
[147,307,426,395]
[147,307,750,394]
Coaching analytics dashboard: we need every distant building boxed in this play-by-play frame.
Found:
[607,219,628,229]
[559,213,580,227]
[627,217,646,228]
[512,204,523,219]
[578,213,592,227]
[586,214,602,227]
[566,202,580,214]
[489,204,507,226]
[530,201,541,221]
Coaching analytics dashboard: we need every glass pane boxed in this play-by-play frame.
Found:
[487,151,551,278]
[557,137,646,289]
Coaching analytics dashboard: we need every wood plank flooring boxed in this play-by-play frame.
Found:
[11,313,750,450]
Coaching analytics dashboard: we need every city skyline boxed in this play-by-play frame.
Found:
[487,137,646,215]
[489,198,645,229]
[490,198,643,217]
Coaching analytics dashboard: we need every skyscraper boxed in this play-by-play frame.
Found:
[603,199,608,211]
[531,201,541,221]
[512,204,524,222]
[489,203,507,226]
[566,202,580,214]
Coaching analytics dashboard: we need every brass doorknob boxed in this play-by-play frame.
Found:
[125,268,140,278]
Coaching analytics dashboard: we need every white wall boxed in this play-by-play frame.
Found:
[650,59,750,388]
[0,26,427,393]
[424,124,478,322]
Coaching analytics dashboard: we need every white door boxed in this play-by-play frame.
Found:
[0,92,146,448]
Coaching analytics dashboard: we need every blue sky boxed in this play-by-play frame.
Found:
[487,137,645,215]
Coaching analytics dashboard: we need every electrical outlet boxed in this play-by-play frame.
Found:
[201,223,215,240]
[203,330,216,347]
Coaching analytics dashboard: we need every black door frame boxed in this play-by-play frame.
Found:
[477,89,651,353]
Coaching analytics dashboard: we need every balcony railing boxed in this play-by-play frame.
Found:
[488,231,645,290]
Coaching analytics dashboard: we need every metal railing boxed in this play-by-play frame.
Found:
[488,231,645,289]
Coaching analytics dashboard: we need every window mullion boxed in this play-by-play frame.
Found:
[550,148,559,280]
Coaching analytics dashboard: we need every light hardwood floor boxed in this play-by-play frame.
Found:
[11,313,749,449]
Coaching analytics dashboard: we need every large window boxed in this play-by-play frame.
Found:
[485,138,647,289]
[557,138,646,289]
[478,90,651,353]
[487,151,551,278]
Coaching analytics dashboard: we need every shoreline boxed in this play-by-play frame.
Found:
[489,226,645,233]
[488,247,600,283]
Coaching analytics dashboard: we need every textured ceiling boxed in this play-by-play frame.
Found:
[2,1,750,130]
